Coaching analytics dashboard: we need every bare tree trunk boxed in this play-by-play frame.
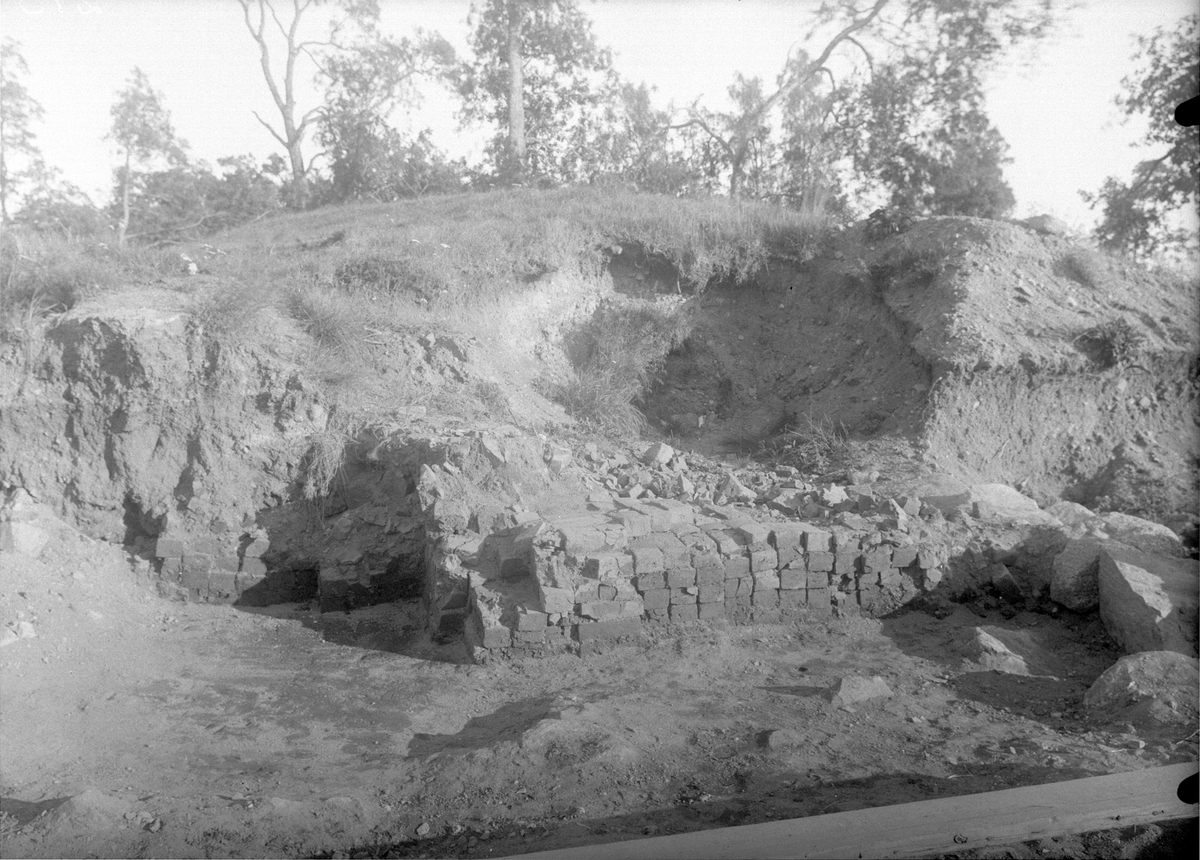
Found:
[505,0,527,179]
[117,150,132,248]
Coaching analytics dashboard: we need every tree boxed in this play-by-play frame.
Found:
[1,38,47,223]
[237,0,382,206]
[107,68,187,247]
[460,0,613,183]
[1084,14,1199,260]
[315,28,457,201]
[671,0,1056,206]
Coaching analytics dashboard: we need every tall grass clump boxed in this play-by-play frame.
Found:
[761,413,852,473]
[554,298,692,437]
[0,229,116,326]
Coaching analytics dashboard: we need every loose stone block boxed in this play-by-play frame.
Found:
[579,601,623,620]
[891,546,920,568]
[691,547,723,572]
[750,547,779,572]
[805,551,834,573]
[666,567,696,588]
[858,585,883,611]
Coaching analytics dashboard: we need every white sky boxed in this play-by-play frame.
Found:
[3,0,1196,231]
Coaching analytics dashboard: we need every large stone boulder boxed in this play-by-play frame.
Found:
[1050,538,1104,611]
[1098,545,1198,657]
[1095,511,1186,557]
[967,484,1060,526]
[1084,651,1199,729]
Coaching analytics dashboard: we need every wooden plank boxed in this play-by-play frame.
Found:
[503,763,1198,860]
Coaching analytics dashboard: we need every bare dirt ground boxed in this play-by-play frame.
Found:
[2,521,1195,858]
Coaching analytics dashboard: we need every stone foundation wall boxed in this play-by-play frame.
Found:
[464,495,947,659]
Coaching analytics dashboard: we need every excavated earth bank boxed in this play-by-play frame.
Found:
[0,212,1197,858]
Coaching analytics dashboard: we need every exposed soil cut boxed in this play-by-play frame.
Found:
[1,199,1196,858]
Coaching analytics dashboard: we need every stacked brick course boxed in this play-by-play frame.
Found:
[463,494,945,659]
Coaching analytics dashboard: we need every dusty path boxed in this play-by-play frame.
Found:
[2,529,1195,858]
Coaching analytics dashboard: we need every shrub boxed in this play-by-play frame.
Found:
[1074,319,1145,369]
[552,366,647,438]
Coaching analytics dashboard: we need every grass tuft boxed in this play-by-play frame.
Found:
[1074,319,1145,369]
[760,413,852,473]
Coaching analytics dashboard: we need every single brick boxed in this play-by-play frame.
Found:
[183,552,216,574]
[515,629,547,645]
[749,547,779,572]
[182,565,210,591]
[516,610,550,631]
[153,537,186,559]
[805,551,834,572]
[666,567,696,588]
[634,571,667,592]
[806,567,831,590]
[630,545,664,574]
[698,601,725,620]
[481,625,512,649]
[207,570,238,597]
[235,571,265,594]
[159,557,183,580]
[242,535,270,558]
[669,588,697,606]
[581,551,626,579]
[723,556,750,579]
[611,510,651,537]
[708,530,746,557]
[579,601,623,620]
[751,589,780,609]
[891,546,920,568]
[800,526,833,552]
[753,570,781,591]
[598,583,618,600]
[735,522,772,547]
[538,585,575,614]
[697,583,724,604]
[725,579,739,599]
[640,588,670,610]
[691,548,723,571]
[806,587,832,616]
[669,603,699,623]
[770,522,806,551]
[695,565,724,586]
[779,568,804,590]
[862,548,892,573]
[833,552,859,575]
[776,544,802,567]
[857,569,880,588]
[736,577,754,597]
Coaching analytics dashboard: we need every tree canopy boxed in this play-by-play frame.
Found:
[1084,13,1199,261]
